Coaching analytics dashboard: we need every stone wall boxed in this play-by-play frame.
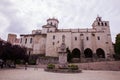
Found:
[38,57,58,64]
[77,61,120,71]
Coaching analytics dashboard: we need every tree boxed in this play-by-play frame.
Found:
[115,33,120,54]
[114,33,120,60]
[66,47,72,62]
[0,40,28,68]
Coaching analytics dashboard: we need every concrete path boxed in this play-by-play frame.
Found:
[0,68,120,80]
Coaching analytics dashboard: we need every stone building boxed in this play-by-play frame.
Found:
[17,16,114,62]
[7,34,20,45]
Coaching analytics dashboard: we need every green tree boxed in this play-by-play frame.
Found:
[66,47,72,62]
[114,33,120,60]
[115,33,120,54]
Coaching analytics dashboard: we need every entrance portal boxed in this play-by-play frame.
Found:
[96,48,105,58]
[84,48,93,58]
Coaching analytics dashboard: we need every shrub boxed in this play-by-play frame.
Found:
[28,60,36,65]
[47,64,55,69]
[68,64,79,70]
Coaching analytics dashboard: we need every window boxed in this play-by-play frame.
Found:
[25,38,27,44]
[97,36,100,40]
[53,35,55,39]
[75,37,77,40]
[53,42,55,45]
[98,22,100,26]
[30,38,32,43]
[101,22,104,26]
[50,22,52,26]
[92,33,95,36]
[105,23,107,26]
[86,37,89,40]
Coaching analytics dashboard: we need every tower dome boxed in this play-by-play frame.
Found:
[47,18,59,28]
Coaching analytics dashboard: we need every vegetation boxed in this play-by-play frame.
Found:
[114,33,120,60]
[68,64,79,70]
[66,48,72,62]
[47,64,55,69]
[0,40,28,68]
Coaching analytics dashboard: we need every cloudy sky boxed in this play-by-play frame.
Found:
[0,0,120,43]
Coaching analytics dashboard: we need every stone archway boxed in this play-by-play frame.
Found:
[71,48,81,62]
[96,48,105,58]
[84,48,93,58]
[72,48,81,58]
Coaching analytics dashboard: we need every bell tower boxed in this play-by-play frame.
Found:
[92,16,109,31]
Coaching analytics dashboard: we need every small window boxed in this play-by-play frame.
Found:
[30,38,32,43]
[86,37,89,40]
[98,22,100,26]
[92,33,95,36]
[25,38,27,44]
[53,35,55,39]
[50,22,52,26]
[101,22,104,26]
[105,23,107,26]
[53,42,55,45]
[75,37,77,40]
[97,36,100,40]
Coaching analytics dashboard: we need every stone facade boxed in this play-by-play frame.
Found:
[15,16,114,61]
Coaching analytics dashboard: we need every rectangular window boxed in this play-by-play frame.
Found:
[25,38,27,44]
[75,37,77,40]
[86,37,89,40]
[98,36,100,40]
[53,42,55,45]
[30,38,32,43]
[53,35,55,39]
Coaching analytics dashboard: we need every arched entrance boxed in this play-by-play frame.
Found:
[84,48,93,58]
[71,48,81,62]
[72,48,81,58]
[96,48,105,58]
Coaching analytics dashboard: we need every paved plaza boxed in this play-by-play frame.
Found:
[0,68,120,80]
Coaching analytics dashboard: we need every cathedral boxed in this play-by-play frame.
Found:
[12,16,114,62]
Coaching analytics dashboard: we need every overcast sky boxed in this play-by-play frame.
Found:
[0,0,120,43]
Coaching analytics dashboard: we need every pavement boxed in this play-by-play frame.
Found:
[0,68,120,80]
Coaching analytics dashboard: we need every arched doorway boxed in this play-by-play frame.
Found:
[84,48,93,58]
[96,48,105,58]
[71,48,81,62]
[72,48,81,58]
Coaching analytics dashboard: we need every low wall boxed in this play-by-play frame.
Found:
[76,61,120,71]
[38,57,58,64]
